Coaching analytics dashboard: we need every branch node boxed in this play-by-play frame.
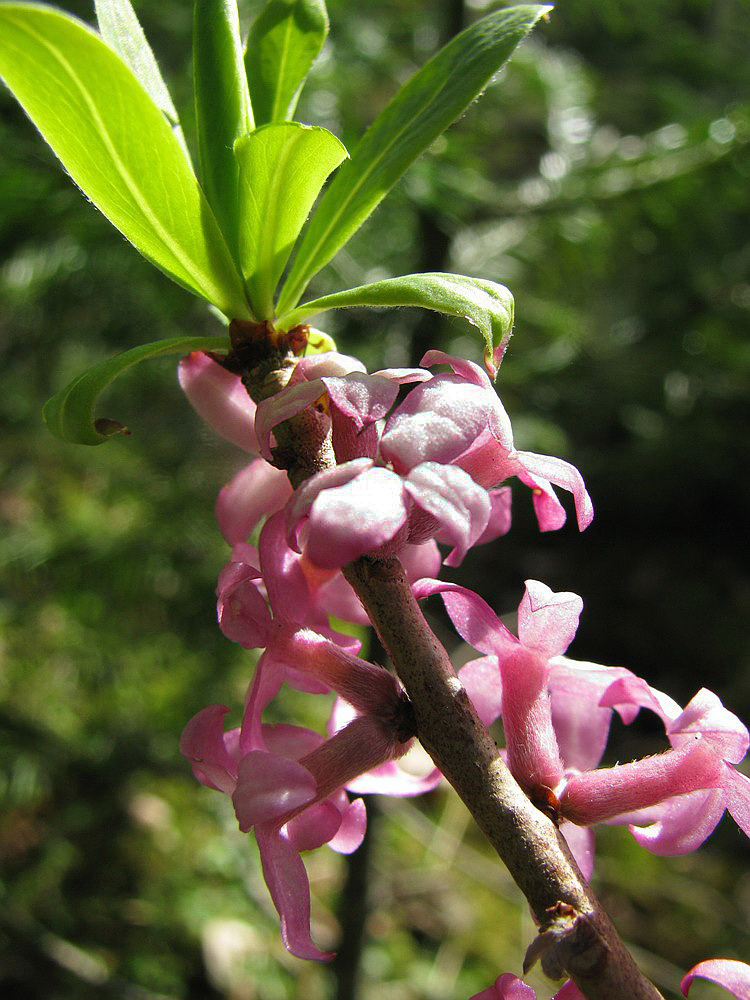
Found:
[523,902,607,981]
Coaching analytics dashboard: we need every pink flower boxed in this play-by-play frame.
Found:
[414,577,749,869]
[180,631,418,960]
[380,352,593,533]
[562,681,750,854]
[681,959,750,999]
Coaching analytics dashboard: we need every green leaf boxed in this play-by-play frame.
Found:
[194,0,254,261]
[94,0,188,157]
[245,0,328,126]
[234,123,348,320]
[277,4,549,315]
[279,272,514,377]
[43,336,231,445]
[0,4,250,319]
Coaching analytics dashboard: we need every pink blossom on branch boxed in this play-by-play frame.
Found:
[414,577,750,866]
[180,641,418,963]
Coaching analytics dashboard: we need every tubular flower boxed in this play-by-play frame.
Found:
[180,612,419,960]
[414,577,748,872]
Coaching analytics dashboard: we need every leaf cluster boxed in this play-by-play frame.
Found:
[0,0,546,442]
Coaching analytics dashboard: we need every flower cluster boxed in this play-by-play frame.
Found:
[178,344,748,984]
[413,577,750,878]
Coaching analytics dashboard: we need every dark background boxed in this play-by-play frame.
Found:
[1,1,748,997]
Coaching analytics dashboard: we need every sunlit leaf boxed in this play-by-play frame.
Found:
[279,272,514,377]
[43,336,231,445]
[94,0,188,156]
[277,4,549,315]
[194,0,253,261]
[245,0,328,125]
[0,4,250,319]
[235,123,348,319]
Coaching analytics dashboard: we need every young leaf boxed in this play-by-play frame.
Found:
[277,4,549,315]
[245,0,328,126]
[43,336,231,445]
[0,5,250,319]
[278,272,514,378]
[235,123,348,320]
[94,0,188,157]
[194,0,254,261]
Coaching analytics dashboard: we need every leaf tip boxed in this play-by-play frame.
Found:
[94,417,131,441]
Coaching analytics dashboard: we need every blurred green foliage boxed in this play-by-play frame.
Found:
[1,1,748,998]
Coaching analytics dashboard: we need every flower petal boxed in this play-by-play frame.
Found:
[216,459,291,544]
[178,352,258,453]
[233,750,317,829]
[406,462,490,567]
[681,959,750,999]
[296,464,409,568]
[458,656,503,727]
[411,579,518,658]
[255,825,333,962]
[517,580,583,658]
[179,704,238,794]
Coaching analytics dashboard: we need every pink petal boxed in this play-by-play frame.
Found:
[216,460,291,544]
[724,766,750,837]
[178,352,258,453]
[411,579,519,658]
[321,373,400,429]
[469,973,537,1000]
[233,751,317,829]
[420,350,493,389]
[517,580,583,658]
[293,352,367,379]
[371,366,432,384]
[328,797,368,853]
[298,465,409,569]
[548,658,639,771]
[287,458,374,545]
[255,379,330,461]
[259,511,314,620]
[681,960,750,999]
[262,722,323,759]
[381,375,513,473]
[668,688,749,764]
[255,826,333,962]
[458,656,503,727]
[628,787,726,855]
[474,487,512,545]
[405,462,490,567]
[179,705,238,794]
[599,675,682,727]
[514,451,594,530]
[399,539,443,581]
[345,755,442,797]
[559,820,595,881]
[286,799,342,851]
[216,559,273,648]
